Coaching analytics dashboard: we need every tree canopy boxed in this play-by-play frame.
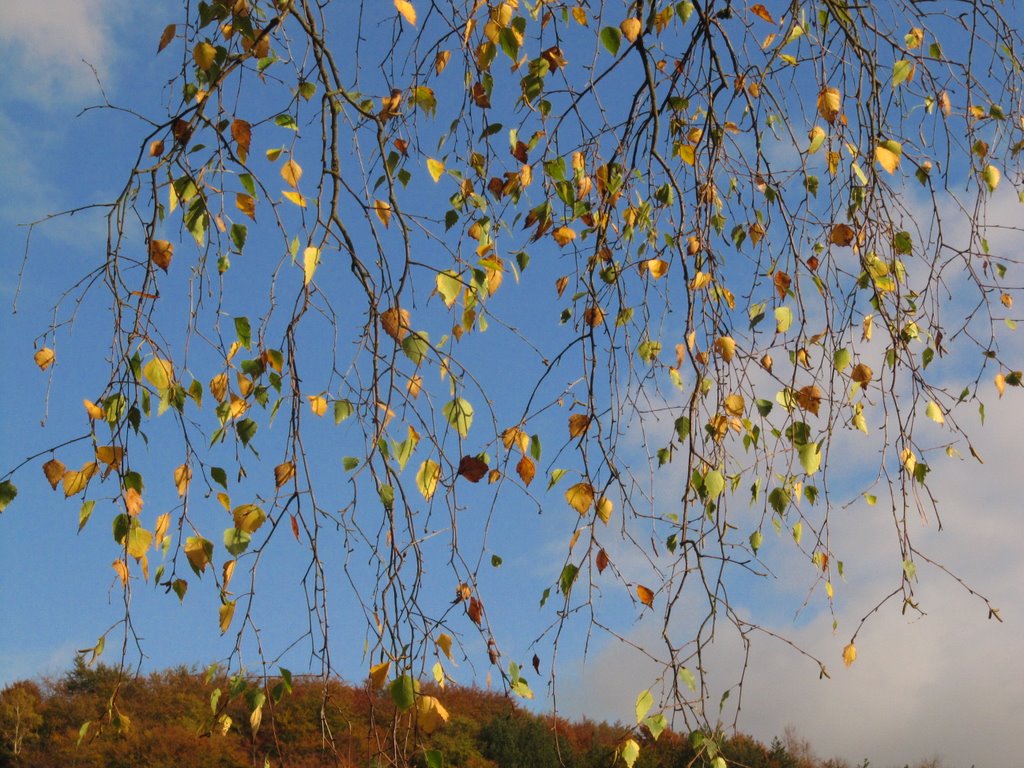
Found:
[3,1,1022,766]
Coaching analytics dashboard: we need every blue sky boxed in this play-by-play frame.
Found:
[2,3,1024,766]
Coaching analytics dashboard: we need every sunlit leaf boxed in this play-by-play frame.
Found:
[34,348,55,371]
[274,462,296,488]
[595,496,613,524]
[926,401,945,424]
[842,642,857,667]
[875,140,902,174]
[564,482,594,514]
[436,271,461,308]
[157,24,176,53]
[219,600,236,634]
[817,87,841,123]
[982,164,1001,192]
[281,158,302,188]
[635,689,653,723]
[184,536,213,574]
[62,462,97,497]
[442,398,474,438]
[282,190,307,207]
[714,336,736,363]
[394,0,416,26]
[194,42,216,71]
[370,661,391,690]
[427,158,445,182]
[302,246,319,285]
[149,239,173,272]
[42,458,66,490]
[621,738,640,768]
[619,18,641,43]
[416,459,441,500]
[636,584,654,607]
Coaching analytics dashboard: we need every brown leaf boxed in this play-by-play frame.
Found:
[516,455,536,486]
[796,385,823,416]
[851,363,873,390]
[148,140,165,157]
[290,514,301,541]
[568,414,591,438]
[532,654,541,674]
[512,141,529,163]
[157,23,176,53]
[773,271,791,299]
[172,118,192,146]
[42,458,66,490]
[231,119,251,162]
[471,82,490,108]
[541,46,567,70]
[467,596,483,625]
[149,239,174,272]
[830,223,855,247]
[596,548,609,573]
[274,461,296,488]
[554,275,570,297]
[636,584,654,607]
[457,455,488,483]
[380,306,410,341]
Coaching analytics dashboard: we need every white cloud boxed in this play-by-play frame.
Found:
[0,1,130,105]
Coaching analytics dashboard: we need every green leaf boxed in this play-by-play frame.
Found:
[833,347,851,370]
[749,530,763,554]
[224,527,251,556]
[600,26,622,56]
[644,713,667,741]
[559,563,579,595]
[621,738,640,768]
[333,399,354,424]
[892,59,914,87]
[798,442,822,475]
[0,480,17,513]
[704,470,725,501]
[234,317,252,349]
[635,689,653,723]
[442,398,474,438]
[436,271,461,308]
[78,500,95,531]
[211,467,228,489]
[237,418,258,446]
[274,114,298,130]
[390,675,415,711]
[425,750,443,768]
[342,456,359,471]
[402,332,430,365]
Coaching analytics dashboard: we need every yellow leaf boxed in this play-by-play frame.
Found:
[193,42,216,71]
[210,373,228,402]
[42,458,66,490]
[417,695,449,734]
[281,158,303,188]
[282,190,307,208]
[34,348,55,371]
[636,584,654,608]
[552,226,577,246]
[370,661,391,690]
[303,246,320,285]
[830,223,855,246]
[235,193,256,219]
[83,399,104,419]
[427,158,445,182]
[874,141,902,174]
[219,600,236,634]
[112,559,129,587]
[394,0,417,25]
[95,445,124,470]
[308,395,327,416]
[274,462,296,488]
[407,375,422,398]
[434,50,450,75]
[981,164,1001,192]
[595,496,613,525]
[925,401,944,424]
[568,414,591,438]
[862,313,874,341]
[217,492,231,511]
[143,357,174,391]
[842,642,857,667]
[723,393,745,417]
[185,536,212,573]
[222,559,236,591]
[645,259,669,279]
[149,239,174,272]
[995,372,1006,397]
[900,448,917,474]
[374,200,392,228]
[677,144,696,165]
[416,459,441,500]
[437,633,453,659]
[233,504,266,533]
[62,462,98,497]
[689,271,712,290]
[564,482,595,514]
[816,87,841,124]
[228,395,248,419]
[154,512,170,549]
[714,336,736,363]
[807,125,826,154]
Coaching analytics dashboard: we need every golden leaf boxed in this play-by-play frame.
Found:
[842,642,857,667]
[282,190,306,208]
[394,0,417,25]
[995,372,1006,397]
[516,455,536,486]
[222,559,236,591]
[796,386,823,416]
[723,393,745,417]
[374,200,392,228]
[123,488,143,517]
[185,536,212,573]
[233,504,266,533]
[750,4,775,23]
[437,632,453,659]
[113,559,130,587]
[209,373,228,402]
[981,164,1001,192]
[219,600,236,634]
[274,461,296,488]
[568,414,591,438]
[583,304,605,326]
[95,446,124,470]
[370,661,391,690]
[596,497,613,525]
[302,246,320,285]
[157,23,176,53]
[830,223,855,246]
[193,42,216,71]
[874,141,902,174]
[308,395,327,416]
[434,50,450,75]
[565,482,595,514]
[148,239,174,272]
[714,336,736,363]
[407,375,422,399]
[427,158,445,182]
[235,193,256,219]
[636,584,654,608]
[816,87,841,124]
[552,226,577,246]
[619,17,642,42]
[228,395,248,419]
[154,512,170,549]
[645,258,669,279]
[149,140,165,157]
[851,363,873,390]
[43,458,66,490]
[83,399,104,419]
[34,348,55,371]
[281,158,302,188]
[62,462,97,497]
[417,695,449,734]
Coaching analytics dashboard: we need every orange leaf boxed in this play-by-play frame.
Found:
[235,193,256,219]
[394,0,417,25]
[113,559,130,587]
[467,596,483,625]
[231,119,251,162]
[290,514,300,541]
[95,446,124,470]
[83,399,104,419]
[149,239,174,272]
[381,307,410,341]
[750,4,775,23]
[275,461,296,488]
[34,348,55,371]
[796,385,823,416]
[516,455,536,486]
[157,23,176,53]
[552,226,577,246]
[123,488,144,517]
[636,584,654,607]
[596,548,609,573]
[568,414,591,438]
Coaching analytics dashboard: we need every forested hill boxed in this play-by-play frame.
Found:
[1,661,919,768]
